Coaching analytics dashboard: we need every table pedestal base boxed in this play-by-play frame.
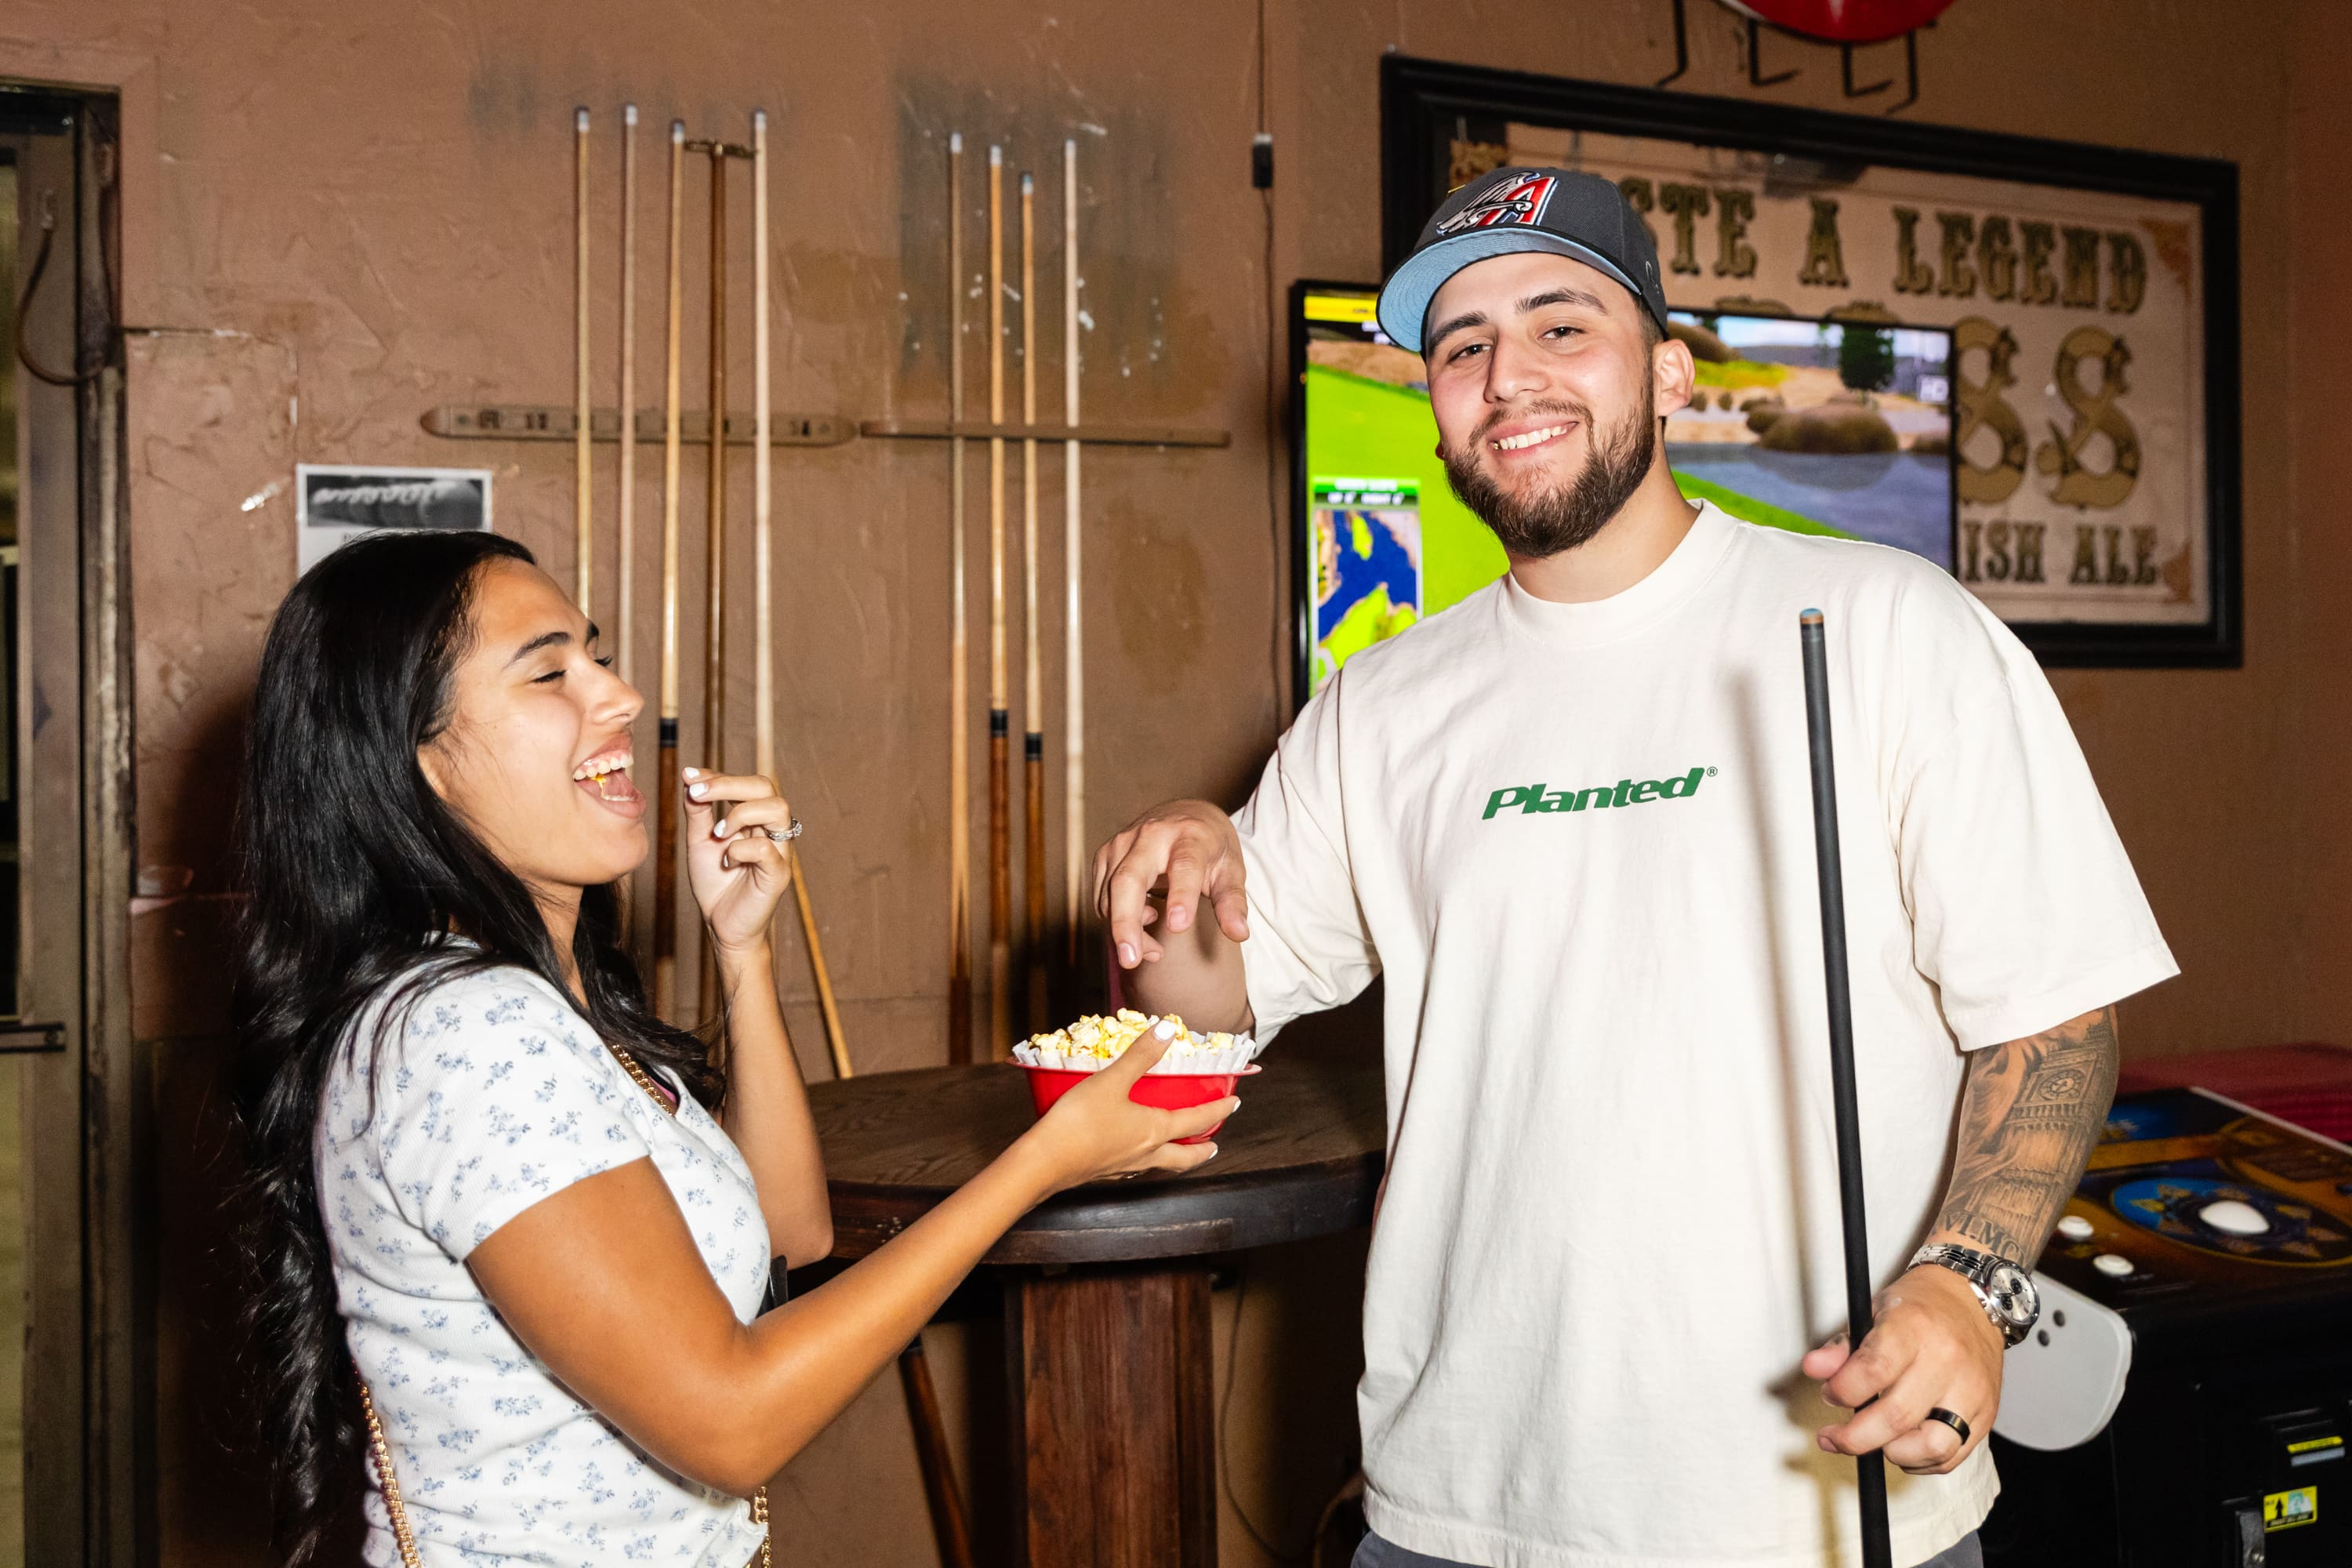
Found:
[1006,1263,1218,1568]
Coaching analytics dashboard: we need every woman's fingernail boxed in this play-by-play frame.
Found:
[1117,942,1137,967]
[682,767,701,779]
[689,782,709,798]
[713,819,728,837]
[1153,1018,1175,1040]
[1202,1143,1219,1160]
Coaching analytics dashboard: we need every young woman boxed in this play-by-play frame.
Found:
[233,530,1232,1566]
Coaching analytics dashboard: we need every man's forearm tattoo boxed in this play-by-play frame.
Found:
[1933,1007,2121,1265]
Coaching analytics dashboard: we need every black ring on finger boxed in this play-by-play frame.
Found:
[1923,1406,1971,1446]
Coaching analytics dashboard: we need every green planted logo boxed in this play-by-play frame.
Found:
[1481,767,1715,820]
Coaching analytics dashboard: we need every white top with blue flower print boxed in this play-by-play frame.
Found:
[317,962,770,1566]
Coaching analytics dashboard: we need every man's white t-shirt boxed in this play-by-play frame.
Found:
[1235,503,2175,1568]
[317,963,771,1566]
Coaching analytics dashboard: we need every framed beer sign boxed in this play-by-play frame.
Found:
[1380,56,2241,666]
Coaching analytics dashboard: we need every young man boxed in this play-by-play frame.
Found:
[1094,169,2176,1568]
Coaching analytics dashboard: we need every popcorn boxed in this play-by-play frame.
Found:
[1011,1011,1265,1076]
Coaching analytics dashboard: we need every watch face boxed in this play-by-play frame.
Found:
[1984,1261,2038,1327]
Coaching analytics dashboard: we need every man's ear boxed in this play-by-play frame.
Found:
[1652,335,1697,419]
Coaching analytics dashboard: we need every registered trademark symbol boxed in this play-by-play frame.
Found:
[1707,767,1719,776]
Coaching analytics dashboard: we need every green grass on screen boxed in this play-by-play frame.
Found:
[1305,362,1853,645]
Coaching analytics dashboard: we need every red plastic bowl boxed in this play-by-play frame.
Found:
[1020,1063,1261,1144]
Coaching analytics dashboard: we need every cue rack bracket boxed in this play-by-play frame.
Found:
[423,407,1229,449]
[859,417,1228,448]
[423,404,856,447]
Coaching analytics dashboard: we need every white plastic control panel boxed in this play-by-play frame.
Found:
[1994,1272,2132,1451]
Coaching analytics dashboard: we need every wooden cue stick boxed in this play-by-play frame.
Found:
[899,149,988,1530]
[899,1334,976,1568]
[1062,137,1084,970]
[946,133,973,1066]
[617,106,638,689]
[883,183,985,1534]
[986,145,1011,1061]
[655,120,686,1020]
[789,866,851,1070]
[750,110,855,1082]
[700,139,730,1021]
[575,107,593,615]
[1020,172,1047,1033]
[900,146,984,1523]
[615,107,641,948]
[752,111,774,793]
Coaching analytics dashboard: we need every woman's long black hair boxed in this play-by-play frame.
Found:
[229,529,723,1564]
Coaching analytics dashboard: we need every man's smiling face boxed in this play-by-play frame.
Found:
[1423,249,1693,557]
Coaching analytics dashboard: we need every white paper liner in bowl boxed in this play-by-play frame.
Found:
[1012,1026,1264,1076]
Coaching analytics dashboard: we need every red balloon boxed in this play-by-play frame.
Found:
[1716,0,1958,45]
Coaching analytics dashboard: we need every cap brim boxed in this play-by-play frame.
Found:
[1376,230,1655,354]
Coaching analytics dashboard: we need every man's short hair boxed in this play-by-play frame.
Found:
[1639,302,1665,351]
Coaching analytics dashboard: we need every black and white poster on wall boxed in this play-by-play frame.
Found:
[296,463,493,574]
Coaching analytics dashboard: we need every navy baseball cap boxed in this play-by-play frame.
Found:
[1377,167,1671,353]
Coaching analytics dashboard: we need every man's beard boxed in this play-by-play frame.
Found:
[1442,379,1658,558]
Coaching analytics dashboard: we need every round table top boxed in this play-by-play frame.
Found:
[808,1060,1385,1265]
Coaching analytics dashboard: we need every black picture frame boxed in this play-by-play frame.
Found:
[1377,54,2242,669]
[1287,278,1381,708]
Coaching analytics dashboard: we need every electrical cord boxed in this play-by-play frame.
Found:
[16,196,90,387]
[1216,1259,1319,1563]
[15,129,121,389]
[1258,0,1287,727]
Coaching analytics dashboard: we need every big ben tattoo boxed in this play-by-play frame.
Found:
[1933,1006,2122,1265]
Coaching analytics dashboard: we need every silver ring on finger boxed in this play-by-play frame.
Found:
[764,818,804,843]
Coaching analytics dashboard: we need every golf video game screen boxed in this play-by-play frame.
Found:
[1293,283,1958,698]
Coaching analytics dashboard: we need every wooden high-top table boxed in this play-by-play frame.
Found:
[808,1061,1385,1568]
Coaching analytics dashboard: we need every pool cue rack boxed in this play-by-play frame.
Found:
[424,131,1236,1069]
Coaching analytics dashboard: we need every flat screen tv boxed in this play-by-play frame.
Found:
[1291,281,1957,701]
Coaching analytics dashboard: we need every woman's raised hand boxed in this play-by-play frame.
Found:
[1022,1023,1237,1189]
[680,767,796,960]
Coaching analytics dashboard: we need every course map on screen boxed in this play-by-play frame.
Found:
[1313,478,1424,677]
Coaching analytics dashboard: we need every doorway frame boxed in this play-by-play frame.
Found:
[1,55,145,1568]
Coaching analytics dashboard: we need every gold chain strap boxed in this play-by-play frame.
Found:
[358,1044,771,1566]
[358,1373,423,1568]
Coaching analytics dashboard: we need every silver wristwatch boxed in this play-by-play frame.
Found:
[1908,1243,2040,1347]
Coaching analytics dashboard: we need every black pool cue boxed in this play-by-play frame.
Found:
[1798,608,1893,1568]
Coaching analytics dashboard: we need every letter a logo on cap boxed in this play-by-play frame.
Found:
[1435,172,1559,236]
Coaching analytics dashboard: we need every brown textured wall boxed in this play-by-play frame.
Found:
[0,0,2331,1563]
[2289,5,2352,1049]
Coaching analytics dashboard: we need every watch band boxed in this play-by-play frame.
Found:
[1908,1243,2034,1346]
[1910,1242,1987,1276]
